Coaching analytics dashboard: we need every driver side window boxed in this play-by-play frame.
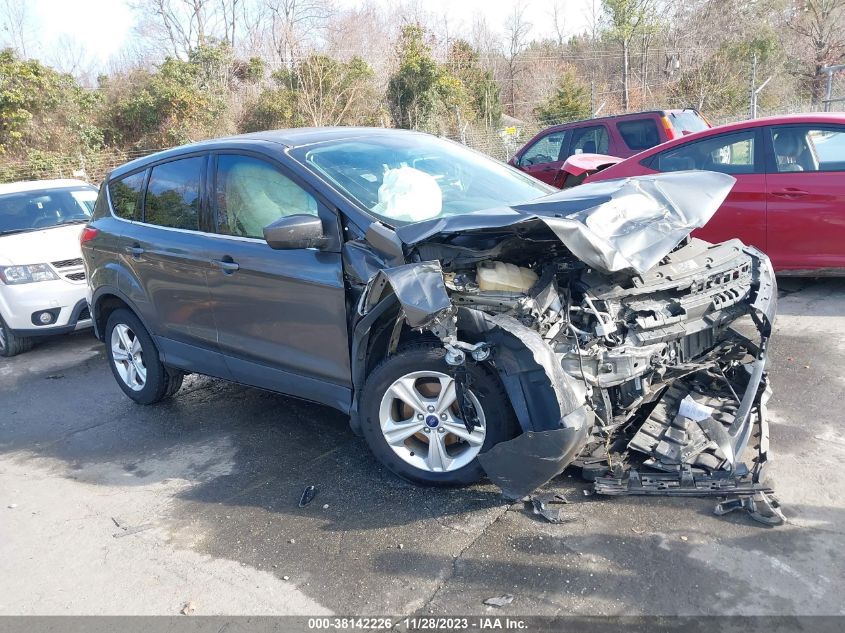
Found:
[520,131,568,166]
[215,154,318,239]
[654,131,758,175]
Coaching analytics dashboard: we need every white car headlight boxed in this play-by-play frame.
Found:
[0,263,60,285]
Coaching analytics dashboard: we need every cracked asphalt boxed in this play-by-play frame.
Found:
[1,278,843,616]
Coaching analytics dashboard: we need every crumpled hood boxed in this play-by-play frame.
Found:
[395,171,735,275]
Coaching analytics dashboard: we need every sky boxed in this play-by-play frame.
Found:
[8,0,596,71]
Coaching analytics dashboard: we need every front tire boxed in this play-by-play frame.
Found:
[105,309,183,404]
[360,344,517,486]
[0,314,34,358]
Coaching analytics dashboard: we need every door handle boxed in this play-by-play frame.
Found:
[212,258,240,273]
[772,188,809,199]
[125,244,144,257]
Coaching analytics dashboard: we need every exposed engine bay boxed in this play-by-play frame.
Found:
[347,171,780,524]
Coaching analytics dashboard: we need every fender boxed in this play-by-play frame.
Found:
[90,284,155,343]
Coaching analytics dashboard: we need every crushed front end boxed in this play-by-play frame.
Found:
[352,172,780,521]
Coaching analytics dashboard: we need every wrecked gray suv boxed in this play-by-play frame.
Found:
[82,128,777,512]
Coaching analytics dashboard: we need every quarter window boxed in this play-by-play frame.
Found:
[108,171,145,221]
[520,131,568,166]
[214,154,318,239]
[654,131,757,174]
[769,126,845,173]
[617,119,660,150]
[144,157,204,230]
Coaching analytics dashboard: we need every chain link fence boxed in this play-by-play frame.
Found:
[822,65,845,113]
[0,87,833,185]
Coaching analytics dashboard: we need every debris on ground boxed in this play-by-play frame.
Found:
[180,601,196,615]
[322,503,329,509]
[484,594,514,607]
[111,516,153,538]
[714,492,786,526]
[526,495,573,524]
[298,485,317,507]
[7,504,17,509]
[288,538,296,544]
[283,575,290,581]
[46,374,65,380]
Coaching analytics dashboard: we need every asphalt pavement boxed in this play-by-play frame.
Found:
[1,278,843,616]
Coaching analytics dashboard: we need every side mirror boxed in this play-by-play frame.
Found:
[263,214,329,250]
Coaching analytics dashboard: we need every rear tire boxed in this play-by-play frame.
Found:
[0,315,34,358]
[105,309,183,404]
[360,343,518,486]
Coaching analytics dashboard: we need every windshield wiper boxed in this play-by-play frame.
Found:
[0,228,39,236]
[56,218,89,225]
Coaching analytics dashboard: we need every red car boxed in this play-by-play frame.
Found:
[509,109,709,185]
[579,113,845,275]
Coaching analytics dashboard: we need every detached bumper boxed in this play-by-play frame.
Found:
[479,406,592,500]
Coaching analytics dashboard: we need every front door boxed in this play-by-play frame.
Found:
[764,124,845,272]
[206,152,351,410]
[516,130,571,185]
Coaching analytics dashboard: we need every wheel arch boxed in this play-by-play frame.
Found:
[91,286,151,343]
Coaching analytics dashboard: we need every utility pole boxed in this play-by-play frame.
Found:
[749,54,757,119]
[748,53,771,119]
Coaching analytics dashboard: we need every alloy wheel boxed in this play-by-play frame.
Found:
[111,323,146,391]
[377,370,486,473]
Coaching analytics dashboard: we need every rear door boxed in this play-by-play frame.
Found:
[649,128,767,252]
[206,152,351,410]
[764,123,845,272]
[564,124,611,161]
[117,153,231,378]
[515,129,571,184]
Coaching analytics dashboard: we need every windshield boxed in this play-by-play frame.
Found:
[294,133,555,224]
[0,187,97,236]
[668,110,710,135]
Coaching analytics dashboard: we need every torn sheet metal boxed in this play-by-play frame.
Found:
[396,171,736,275]
[362,261,451,328]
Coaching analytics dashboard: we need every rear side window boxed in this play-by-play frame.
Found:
[569,125,609,156]
[769,125,845,173]
[617,119,660,150]
[521,131,568,166]
[144,157,204,231]
[108,171,145,221]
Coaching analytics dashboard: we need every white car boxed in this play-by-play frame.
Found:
[0,179,97,357]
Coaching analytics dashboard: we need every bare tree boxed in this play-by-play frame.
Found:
[503,2,532,117]
[602,0,658,110]
[788,0,845,103]
[265,0,330,67]
[130,0,218,57]
[47,34,96,82]
[220,0,240,47]
[551,0,567,47]
[0,0,34,56]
